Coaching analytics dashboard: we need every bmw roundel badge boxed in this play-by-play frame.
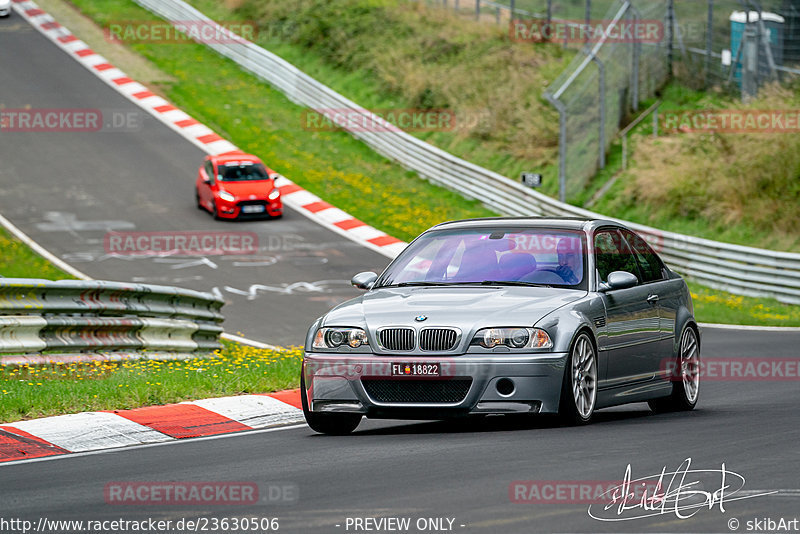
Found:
[415,315,427,322]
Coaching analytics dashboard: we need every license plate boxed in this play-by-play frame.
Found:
[391,363,440,377]
[241,205,265,213]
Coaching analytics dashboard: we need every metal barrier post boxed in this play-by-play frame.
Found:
[592,54,606,170]
[705,0,713,87]
[742,25,759,99]
[585,0,591,44]
[667,0,674,76]
[653,102,659,137]
[631,4,641,110]
[476,0,480,20]
[545,93,567,203]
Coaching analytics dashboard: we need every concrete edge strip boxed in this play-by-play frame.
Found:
[698,322,800,332]
[10,0,407,261]
[0,390,304,463]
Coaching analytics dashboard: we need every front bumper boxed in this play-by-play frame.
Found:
[0,6,10,16]
[303,352,568,419]
[215,198,282,219]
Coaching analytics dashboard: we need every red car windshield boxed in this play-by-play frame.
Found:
[218,162,269,181]
[377,227,586,289]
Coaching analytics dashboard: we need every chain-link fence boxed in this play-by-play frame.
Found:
[425,0,800,201]
[671,0,800,95]
[543,0,668,201]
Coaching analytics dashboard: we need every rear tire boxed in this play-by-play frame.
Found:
[300,372,361,435]
[558,332,598,425]
[649,326,699,413]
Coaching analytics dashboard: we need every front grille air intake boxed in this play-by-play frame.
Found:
[362,378,472,403]
[419,328,458,351]
[379,328,415,351]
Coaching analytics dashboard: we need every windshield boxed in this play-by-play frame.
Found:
[218,162,269,181]
[377,227,586,289]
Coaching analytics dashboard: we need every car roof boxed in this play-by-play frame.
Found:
[431,217,624,232]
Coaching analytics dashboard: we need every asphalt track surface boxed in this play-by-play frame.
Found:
[0,17,388,346]
[1,11,800,534]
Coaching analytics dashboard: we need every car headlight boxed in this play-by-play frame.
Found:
[313,327,369,349]
[218,190,235,202]
[471,328,552,349]
[268,189,280,200]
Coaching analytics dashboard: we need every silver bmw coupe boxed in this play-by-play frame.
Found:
[301,218,700,434]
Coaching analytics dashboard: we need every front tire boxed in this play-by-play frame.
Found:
[558,332,598,425]
[649,326,699,413]
[300,372,361,435]
[210,200,221,220]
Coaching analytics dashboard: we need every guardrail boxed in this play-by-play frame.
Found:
[0,279,224,355]
[133,0,800,305]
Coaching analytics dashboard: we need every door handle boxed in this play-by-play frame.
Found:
[647,294,659,304]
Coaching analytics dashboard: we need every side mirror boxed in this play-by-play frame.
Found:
[602,271,638,291]
[351,271,378,290]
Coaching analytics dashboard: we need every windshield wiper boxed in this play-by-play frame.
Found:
[381,281,553,288]
[382,281,455,288]
[478,280,552,288]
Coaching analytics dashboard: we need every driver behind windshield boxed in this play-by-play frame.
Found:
[555,238,580,285]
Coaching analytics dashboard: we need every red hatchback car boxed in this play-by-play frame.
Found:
[195,154,283,219]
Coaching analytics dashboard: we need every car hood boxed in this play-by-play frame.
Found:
[323,286,586,333]
[217,180,274,197]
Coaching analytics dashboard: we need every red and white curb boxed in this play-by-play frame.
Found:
[11,0,407,260]
[0,389,303,463]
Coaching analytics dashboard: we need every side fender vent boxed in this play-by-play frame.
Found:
[593,316,606,328]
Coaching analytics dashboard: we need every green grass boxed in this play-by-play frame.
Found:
[0,341,302,423]
[589,82,800,252]
[0,227,74,280]
[688,282,800,327]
